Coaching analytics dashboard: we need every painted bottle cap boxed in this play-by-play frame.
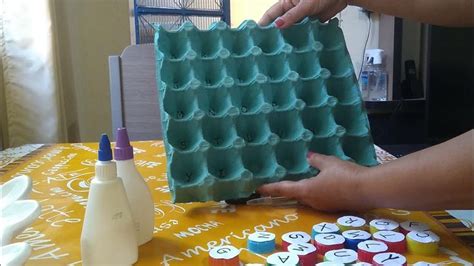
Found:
[342,229,371,250]
[413,262,439,266]
[372,230,406,253]
[114,127,134,160]
[369,219,399,234]
[406,230,440,256]
[98,134,113,161]
[372,252,407,265]
[266,252,299,266]
[287,242,317,266]
[337,216,366,231]
[324,248,357,264]
[316,262,344,266]
[208,245,240,266]
[357,240,388,263]
[312,222,340,238]
[281,231,311,250]
[248,231,276,254]
[400,221,429,235]
[313,233,345,256]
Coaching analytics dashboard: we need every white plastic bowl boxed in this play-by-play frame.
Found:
[0,175,32,209]
[0,242,32,266]
[0,200,41,246]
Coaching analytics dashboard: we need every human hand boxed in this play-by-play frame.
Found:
[259,0,348,28]
[257,152,373,212]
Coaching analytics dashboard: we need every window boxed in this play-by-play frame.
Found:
[134,0,231,44]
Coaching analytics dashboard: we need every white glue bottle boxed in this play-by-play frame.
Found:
[114,127,154,245]
[81,134,138,266]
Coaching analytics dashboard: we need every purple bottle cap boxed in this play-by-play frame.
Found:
[114,128,134,160]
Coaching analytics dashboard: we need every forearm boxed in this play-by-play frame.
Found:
[360,130,473,210]
[349,0,474,27]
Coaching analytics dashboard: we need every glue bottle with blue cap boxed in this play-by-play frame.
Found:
[80,134,138,266]
[114,127,154,246]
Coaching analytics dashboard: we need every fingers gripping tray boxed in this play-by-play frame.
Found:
[154,18,378,203]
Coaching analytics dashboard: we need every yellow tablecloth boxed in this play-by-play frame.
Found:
[1,141,473,265]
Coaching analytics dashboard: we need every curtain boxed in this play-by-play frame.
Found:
[0,0,65,149]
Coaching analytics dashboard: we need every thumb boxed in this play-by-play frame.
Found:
[257,180,303,199]
[307,152,336,170]
[276,2,313,28]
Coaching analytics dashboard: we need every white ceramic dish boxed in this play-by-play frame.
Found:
[1,200,41,246]
[0,242,32,266]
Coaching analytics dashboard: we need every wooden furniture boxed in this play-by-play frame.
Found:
[108,44,162,140]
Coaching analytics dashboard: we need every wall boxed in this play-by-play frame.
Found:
[339,8,380,77]
[230,0,275,28]
[401,19,422,81]
[53,0,130,142]
[230,1,380,78]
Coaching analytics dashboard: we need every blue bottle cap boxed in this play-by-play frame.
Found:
[247,232,276,254]
[98,134,113,161]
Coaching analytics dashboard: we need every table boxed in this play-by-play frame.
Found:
[1,141,473,265]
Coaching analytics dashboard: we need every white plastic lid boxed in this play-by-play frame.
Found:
[266,252,299,265]
[342,230,371,240]
[370,219,399,231]
[357,240,388,253]
[400,221,429,232]
[287,242,316,256]
[282,231,311,245]
[373,252,406,265]
[324,249,358,263]
[209,245,239,259]
[407,231,440,243]
[413,262,438,266]
[365,49,384,65]
[373,231,405,243]
[314,233,345,245]
[337,215,366,228]
[248,232,275,243]
[313,222,339,234]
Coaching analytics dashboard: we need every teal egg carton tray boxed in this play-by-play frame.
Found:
[154,18,378,203]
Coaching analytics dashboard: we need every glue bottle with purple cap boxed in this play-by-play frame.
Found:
[80,134,138,265]
[114,128,154,246]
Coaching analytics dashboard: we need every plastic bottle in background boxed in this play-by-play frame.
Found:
[81,134,138,266]
[114,127,154,246]
[373,69,388,101]
[360,49,388,101]
[359,68,370,101]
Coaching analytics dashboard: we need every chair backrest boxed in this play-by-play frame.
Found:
[109,44,162,140]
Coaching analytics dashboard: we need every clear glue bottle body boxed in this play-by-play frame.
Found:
[81,134,138,266]
[114,128,154,246]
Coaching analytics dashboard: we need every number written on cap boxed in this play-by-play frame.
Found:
[282,231,311,244]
